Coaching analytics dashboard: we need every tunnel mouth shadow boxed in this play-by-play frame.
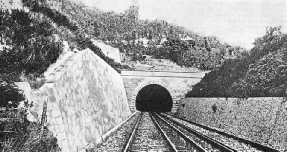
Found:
[135,84,172,112]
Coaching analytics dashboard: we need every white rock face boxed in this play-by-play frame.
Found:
[91,39,121,63]
[15,82,38,122]
[1,0,23,10]
[15,82,31,101]
[30,49,131,152]
[62,41,70,53]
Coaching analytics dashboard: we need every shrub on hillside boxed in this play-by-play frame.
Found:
[0,102,60,152]
[30,3,78,31]
[186,58,249,97]
[0,82,25,108]
[21,1,123,73]
[0,36,61,80]
[0,82,60,151]
[0,10,62,81]
[186,26,287,98]
[232,49,287,97]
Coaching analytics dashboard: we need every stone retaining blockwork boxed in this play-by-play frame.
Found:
[177,97,287,151]
[30,49,131,152]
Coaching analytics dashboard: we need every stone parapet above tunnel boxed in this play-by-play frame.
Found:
[121,70,207,113]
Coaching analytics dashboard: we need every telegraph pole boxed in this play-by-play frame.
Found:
[0,0,3,45]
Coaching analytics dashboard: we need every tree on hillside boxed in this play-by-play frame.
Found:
[161,37,189,62]
[93,21,101,37]
[186,26,287,98]
[250,26,284,61]
[0,82,26,107]
[0,10,62,80]
[57,0,241,71]
[204,37,211,52]
[233,49,287,97]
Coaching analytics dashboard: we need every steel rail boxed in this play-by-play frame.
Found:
[157,113,236,152]
[152,113,207,152]
[122,112,142,152]
[163,113,279,152]
[149,113,178,152]
[123,112,177,152]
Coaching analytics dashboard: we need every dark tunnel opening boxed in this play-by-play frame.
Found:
[136,84,172,112]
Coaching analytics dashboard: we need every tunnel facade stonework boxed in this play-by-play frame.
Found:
[121,71,206,112]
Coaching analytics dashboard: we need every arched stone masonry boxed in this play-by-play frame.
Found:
[121,70,207,113]
[129,80,177,112]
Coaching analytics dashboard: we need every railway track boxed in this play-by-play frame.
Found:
[152,113,235,152]
[94,112,279,152]
[123,112,240,152]
[160,113,279,152]
[123,112,175,151]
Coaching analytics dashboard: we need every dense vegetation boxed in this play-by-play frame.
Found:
[186,26,287,98]
[61,1,245,70]
[0,9,62,81]
[2,0,285,99]
[0,82,60,151]
[1,0,286,151]
[0,82,26,107]
[0,0,124,82]
[1,0,246,84]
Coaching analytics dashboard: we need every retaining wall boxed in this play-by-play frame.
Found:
[30,49,131,152]
[177,97,287,151]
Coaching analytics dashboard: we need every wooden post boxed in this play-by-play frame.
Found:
[39,101,47,150]
[40,101,47,129]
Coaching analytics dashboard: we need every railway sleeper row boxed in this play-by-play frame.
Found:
[92,112,279,152]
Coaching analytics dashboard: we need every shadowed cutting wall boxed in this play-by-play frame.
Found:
[177,97,287,151]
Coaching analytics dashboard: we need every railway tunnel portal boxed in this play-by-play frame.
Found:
[121,70,207,113]
[136,84,173,112]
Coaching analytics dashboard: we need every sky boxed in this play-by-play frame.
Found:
[78,0,287,49]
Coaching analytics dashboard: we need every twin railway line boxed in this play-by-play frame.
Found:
[93,112,279,152]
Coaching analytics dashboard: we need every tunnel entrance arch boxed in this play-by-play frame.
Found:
[136,84,172,112]
[130,81,174,112]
